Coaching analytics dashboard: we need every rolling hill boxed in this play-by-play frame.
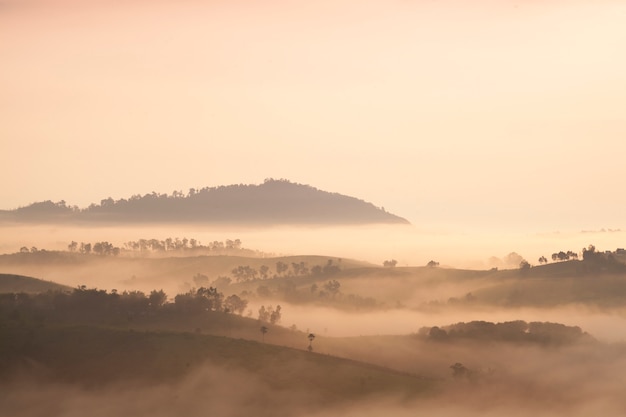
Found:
[0,273,71,293]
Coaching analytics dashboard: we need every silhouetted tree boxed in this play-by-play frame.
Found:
[79,242,91,254]
[276,261,289,276]
[519,260,531,273]
[148,289,167,308]
[450,362,469,378]
[383,259,398,268]
[270,305,282,324]
[323,280,341,297]
[258,306,270,322]
[224,294,248,315]
[259,265,270,280]
[260,325,268,342]
[308,333,315,352]
[538,256,548,264]
[582,244,598,261]
[427,260,440,268]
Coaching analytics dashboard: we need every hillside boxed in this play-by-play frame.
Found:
[0,273,71,293]
[0,325,433,405]
[0,251,373,294]
[0,179,410,225]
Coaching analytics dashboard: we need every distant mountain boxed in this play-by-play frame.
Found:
[0,179,410,225]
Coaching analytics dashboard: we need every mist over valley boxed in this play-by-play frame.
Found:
[3,0,626,414]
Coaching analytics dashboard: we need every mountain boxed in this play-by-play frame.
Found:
[0,179,410,225]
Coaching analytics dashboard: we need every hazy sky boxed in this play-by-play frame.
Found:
[2,0,625,232]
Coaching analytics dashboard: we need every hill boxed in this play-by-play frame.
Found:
[0,251,374,294]
[0,325,433,407]
[0,273,71,293]
[0,179,410,225]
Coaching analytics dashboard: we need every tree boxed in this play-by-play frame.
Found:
[552,251,570,262]
[538,256,548,264]
[323,259,340,275]
[148,289,167,308]
[260,325,268,342]
[308,333,315,352]
[258,306,270,322]
[427,260,440,268]
[224,294,248,315]
[323,280,341,297]
[68,241,78,252]
[79,242,91,254]
[259,265,269,280]
[270,305,282,324]
[258,305,281,323]
[196,287,223,311]
[383,259,398,268]
[582,244,597,261]
[450,362,469,378]
[19,246,29,253]
[519,260,531,272]
[276,261,289,276]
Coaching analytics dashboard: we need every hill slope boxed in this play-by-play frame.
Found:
[0,325,433,404]
[0,273,71,293]
[0,179,410,225]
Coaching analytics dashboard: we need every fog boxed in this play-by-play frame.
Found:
[4,348,626,417]
[3,221,626,416]
[1,364,314,417]
[1,223,624,268]
[276,303,626,343]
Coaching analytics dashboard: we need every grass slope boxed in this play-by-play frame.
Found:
[0,274,70,293]
[0,325,434,402]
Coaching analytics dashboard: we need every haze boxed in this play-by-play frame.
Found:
[2,0,626,233]
[2,2,626,416]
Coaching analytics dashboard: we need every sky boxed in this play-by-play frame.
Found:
[1,0,626,234]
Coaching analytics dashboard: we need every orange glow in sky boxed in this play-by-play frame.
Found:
[1,0,625,232]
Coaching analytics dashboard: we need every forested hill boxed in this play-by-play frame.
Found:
[0,180,410,225]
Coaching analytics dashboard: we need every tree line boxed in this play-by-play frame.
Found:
[0,286,250,327]
[228,259,341,283]
[18,237,253,257]
[421,320,593,346]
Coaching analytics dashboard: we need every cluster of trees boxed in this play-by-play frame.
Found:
[229,259,341,283]
[309,280,342,299]
[383,259,397,268]
[535,245,626,267]
[257,305,281,324]
[421,320,592,346]
[73,241,121,256]
[22,241,122,256]
[18,238,253,258]
[0,286,249,326]
[248,278,377,310]
[123,238,242,253]
[538,250,579,264]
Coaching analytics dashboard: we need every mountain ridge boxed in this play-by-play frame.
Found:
[0,179,410,225]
